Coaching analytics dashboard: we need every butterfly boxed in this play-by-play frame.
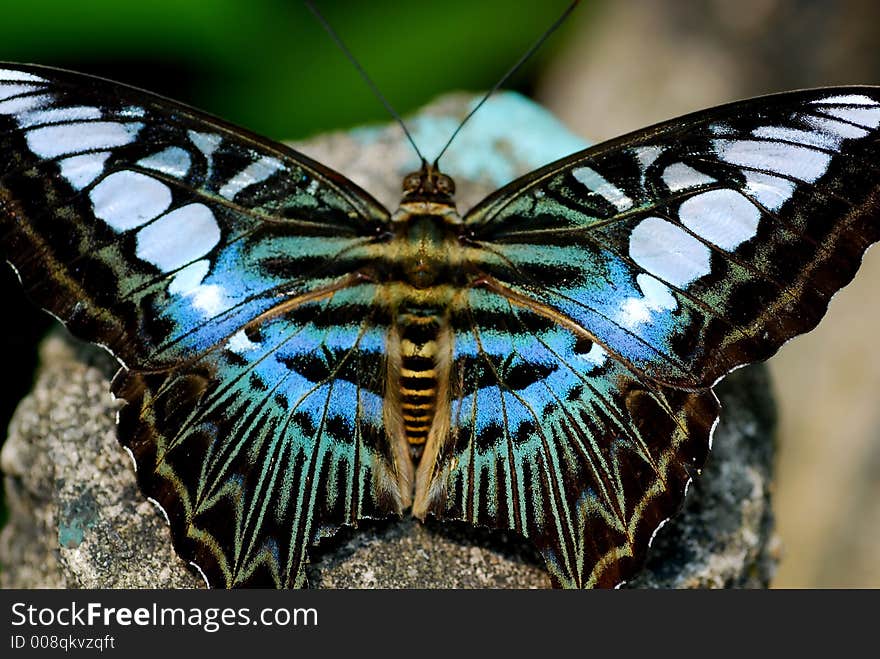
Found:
[2,61,879,589]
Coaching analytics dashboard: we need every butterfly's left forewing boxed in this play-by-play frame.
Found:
[422,88,880,586]
[0,64,401,586]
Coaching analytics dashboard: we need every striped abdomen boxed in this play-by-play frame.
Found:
[397,312,441,460]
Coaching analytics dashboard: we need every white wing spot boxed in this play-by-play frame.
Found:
[188,130,221,154]
[709,122,736,136]
[799,113,868,141]
[662,162,716,192]
[192,284,228,317]
[25,121,143,159]
[0,69,46,83]
[811,94,878,106]
[58,151,111,191]
[168,259,210,296]
[629,216,712,287]
[119,106,145,118]
[165,259,228,318]
[679,189,760,251]
[632,145,663,170]
[617,273,678,329]
[219,154,284,200]
[90,170,172,232]
[188,130,222,175]
[581,343,608,368]
[0,83,41,101]
[135,204,220,272]
[818,105,880,129]
[752,124,841,151]
[138,147,192,179]
[740,171,796,212]
[228,329,260,354]
[713,138,831,182]
[17,105,102,129]
[0,92,51,115]
[572,166,633,212]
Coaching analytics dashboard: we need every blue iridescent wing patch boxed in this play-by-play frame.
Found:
[427,287,718,587]
[0,64,401,587]
[114,283,396,586]
[418,89,880,587]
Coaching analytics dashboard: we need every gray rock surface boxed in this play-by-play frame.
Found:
[0,93,778,588]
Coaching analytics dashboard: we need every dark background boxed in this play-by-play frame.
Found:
[1,0,879,587]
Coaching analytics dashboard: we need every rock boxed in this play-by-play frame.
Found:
[0,92,778,588]
[0,336,200,588]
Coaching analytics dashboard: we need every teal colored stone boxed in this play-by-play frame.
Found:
[58,491,99,549]
[352,91,590,187]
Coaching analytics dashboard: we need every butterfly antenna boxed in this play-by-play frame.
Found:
[433,0,580,166]
[304,0,426,162]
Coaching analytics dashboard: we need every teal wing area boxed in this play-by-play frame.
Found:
[114,283,398,587]
[0,64,400,586]
[429,287,718,587]
[424,88,880,587]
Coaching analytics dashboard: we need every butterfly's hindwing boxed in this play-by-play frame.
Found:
[113,284,397,587]
[0,64,400,586]
[424,286,718,587]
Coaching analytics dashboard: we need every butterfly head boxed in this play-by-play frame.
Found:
[401,159,456,204]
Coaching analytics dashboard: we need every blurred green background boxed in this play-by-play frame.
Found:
[0,0,575,136]
[1,0,878,587]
